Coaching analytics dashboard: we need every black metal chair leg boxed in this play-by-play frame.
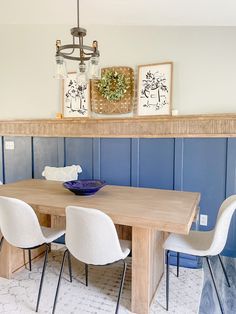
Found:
[36,244,49,312]
[85,263,88,286]
[0,236,4,251]
[205,257,224,314]
[218,255,230,287]
[177,252,180,277]
[52,249,68,314]
[115,260,127,314]
[166,250,170,311]
[68,251,72,282]
[28,249,32,271]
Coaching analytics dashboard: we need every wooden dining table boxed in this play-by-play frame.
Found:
[0,179,200,314]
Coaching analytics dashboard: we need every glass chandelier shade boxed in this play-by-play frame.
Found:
[77,63,88,85]
[54,0,100,83]
[89,56,101,80]
[54,55,68,79]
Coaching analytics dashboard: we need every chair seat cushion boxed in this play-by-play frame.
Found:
[41,226,65,243]
[163,230,214,256]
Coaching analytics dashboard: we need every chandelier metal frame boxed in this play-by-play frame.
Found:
[55,0,100,63]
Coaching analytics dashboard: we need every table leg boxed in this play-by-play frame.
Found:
[51,215,66,229]
[0,238,46,279]
[0,233,11,278]
[115,225,132,240]
[132,227,164,314]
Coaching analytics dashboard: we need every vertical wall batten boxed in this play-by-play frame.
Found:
[93,138,101,180]
[31,137,34,179]
[174,138,185,191]
[57,138,65,167]
[224,138,236,256]
[131,138,140,187]
[0,137,4,183]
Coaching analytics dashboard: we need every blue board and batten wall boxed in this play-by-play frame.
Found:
[0,136,236,258]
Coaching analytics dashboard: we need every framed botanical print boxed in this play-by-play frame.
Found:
[62,72,90,118]
[137,62,173,116]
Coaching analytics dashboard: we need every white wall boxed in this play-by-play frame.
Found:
[0,25,236,119]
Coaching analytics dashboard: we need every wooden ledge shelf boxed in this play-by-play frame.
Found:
[1,114,236,138]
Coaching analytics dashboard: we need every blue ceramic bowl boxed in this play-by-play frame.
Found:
[63,179,106,196]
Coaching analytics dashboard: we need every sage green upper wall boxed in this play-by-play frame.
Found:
[0,25,235,119]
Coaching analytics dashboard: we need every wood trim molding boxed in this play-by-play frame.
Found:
[1,114,236,138]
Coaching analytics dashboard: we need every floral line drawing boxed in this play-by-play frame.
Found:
[65,79,87,115]
[141,70,168,111]
[63,73,90,118]
[138,63,172,116]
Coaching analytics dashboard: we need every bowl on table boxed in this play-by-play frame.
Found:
[63,179,106,196]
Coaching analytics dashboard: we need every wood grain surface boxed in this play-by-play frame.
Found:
[0,179,200,234]
[1,114,236,137]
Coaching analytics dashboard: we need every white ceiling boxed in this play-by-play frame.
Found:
[1,0,236,26]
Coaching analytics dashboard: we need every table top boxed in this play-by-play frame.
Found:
[0,179,200,234]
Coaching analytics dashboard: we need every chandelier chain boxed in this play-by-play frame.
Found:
[77,0,80,28]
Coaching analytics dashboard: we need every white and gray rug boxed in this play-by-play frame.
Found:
[0,248,203,314]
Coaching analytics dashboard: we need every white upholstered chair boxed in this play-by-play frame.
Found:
[0,181,34,270]
[163,195,236,313]
[0,196,65,312]
[52,206,131,314]
[42,165,82,182]
[42,164,82,246]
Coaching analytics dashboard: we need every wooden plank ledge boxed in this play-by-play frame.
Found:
[1,114,236,137]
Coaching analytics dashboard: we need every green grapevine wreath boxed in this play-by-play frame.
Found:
[98,71,128,102]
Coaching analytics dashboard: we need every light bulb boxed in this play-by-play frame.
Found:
[54,55,68,79]
[77,63,88,86]
[89,56,101,79]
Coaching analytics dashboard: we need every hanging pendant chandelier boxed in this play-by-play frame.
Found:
[54,0,100,82]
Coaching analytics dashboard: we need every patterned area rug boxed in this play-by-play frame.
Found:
[152,266,204,314]
[0,249,203,314]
